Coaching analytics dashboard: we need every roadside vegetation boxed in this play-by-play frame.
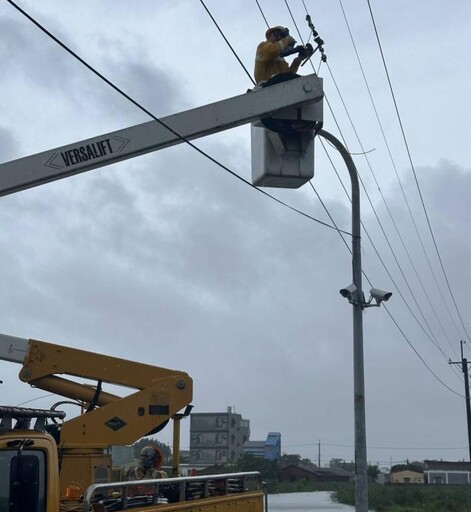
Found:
[235,454,471,511]
[334,483,471,512]
[131,446,471,511]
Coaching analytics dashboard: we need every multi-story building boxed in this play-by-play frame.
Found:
[189,407,250,466]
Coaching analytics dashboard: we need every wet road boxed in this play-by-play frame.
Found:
[268,491,356,512]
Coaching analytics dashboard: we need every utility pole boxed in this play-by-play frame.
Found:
[318,440,321,467]
[449,340,471,462]
[320,130,367,512]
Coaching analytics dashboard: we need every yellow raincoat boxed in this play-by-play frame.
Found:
[254,36,301,84]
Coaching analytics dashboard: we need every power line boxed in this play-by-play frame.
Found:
[210,0,460,394]
[338,0,459,361]
[316,50,459,369]
[366,0,471,344]
[199,0,256,86]
[283,0,305,44]
[319,43,461,370]
[8,0,466,457]
[254,0,270,28]
[6,0,348,236]
[284,441,468,451]
[333,0,465,376]
[247,1,354,248]
[338,1,462,380]
[280,0,462,390]
[328,443,469,452]
[320,141,463,395]
[339,0,459,360]
[290,1,461,377]
[384,303,463,398]
[325,60,449,354]
[309,178,351,255]
[16,393,55,406]
[278,0,351,150]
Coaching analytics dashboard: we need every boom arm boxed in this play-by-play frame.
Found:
[0,333,192,448]
[0,74,322,196]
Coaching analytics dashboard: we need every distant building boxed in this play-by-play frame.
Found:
[189,407,250,466]
[180,449,190,463]
[390,469,424,484]
[424,460,471,485]
[329,458,355,472]
[265,432,281,461]
[243,441,265,458]
[376,471,390,485]
[243,432,281,461]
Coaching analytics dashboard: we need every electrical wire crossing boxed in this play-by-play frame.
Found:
[367,0,471,345]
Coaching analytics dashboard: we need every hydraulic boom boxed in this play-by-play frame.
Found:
[1,333,192,447]
[0,74,323,196]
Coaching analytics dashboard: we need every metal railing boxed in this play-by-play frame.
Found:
[82,471,264,512]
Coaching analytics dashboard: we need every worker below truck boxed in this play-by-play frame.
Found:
[0,333,265,512]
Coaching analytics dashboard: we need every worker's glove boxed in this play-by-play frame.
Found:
[298,43,314,59]
[280,44,303,57]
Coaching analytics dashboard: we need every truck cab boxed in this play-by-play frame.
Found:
[0,409,60,512]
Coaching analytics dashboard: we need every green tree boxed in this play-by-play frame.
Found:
[279,453,302,465]
[300,457,315,467]
[368,464,380,482]
[279,453,315,467]
[236,453,278,480]
[391,461,423,474]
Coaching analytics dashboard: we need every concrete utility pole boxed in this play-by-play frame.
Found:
[449,340,471,462]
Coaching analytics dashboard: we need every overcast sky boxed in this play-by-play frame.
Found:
[1,0,470,469]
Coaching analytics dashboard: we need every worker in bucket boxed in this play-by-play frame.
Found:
[254,26,307,84]
[127,445,168,481]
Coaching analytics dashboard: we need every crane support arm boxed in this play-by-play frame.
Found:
[0,74,322,197]
[0,333,192,447]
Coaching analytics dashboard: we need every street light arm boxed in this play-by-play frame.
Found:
[318,130,360,243]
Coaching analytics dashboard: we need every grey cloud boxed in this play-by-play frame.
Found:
[0,13,186,130]
[0,146,469,464]
[0,15,77,91]
[0,126,17,161]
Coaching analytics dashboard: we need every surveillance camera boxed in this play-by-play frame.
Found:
[339,284,357,301]
[369,287,392,305]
